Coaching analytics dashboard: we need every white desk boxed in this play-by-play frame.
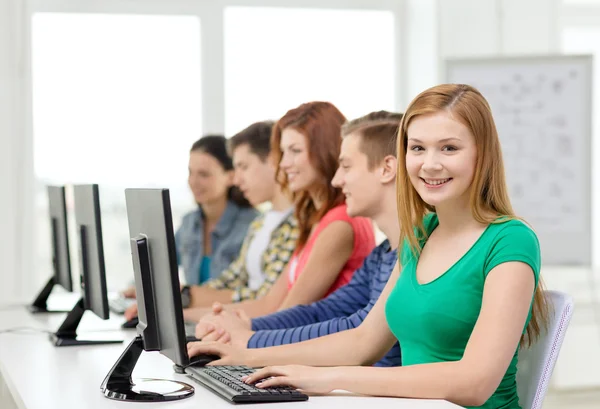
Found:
[0,305,460,409]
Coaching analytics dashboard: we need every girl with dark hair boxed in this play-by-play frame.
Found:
[123,134,257,298]
[176,135,258,286]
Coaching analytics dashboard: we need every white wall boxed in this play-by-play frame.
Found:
[0,0,33,306]
[403,0,558,103]
[439,0,557,61]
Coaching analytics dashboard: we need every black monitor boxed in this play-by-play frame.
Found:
[29,186,74,313]
[101,188,194,402]
[49,184,123,347]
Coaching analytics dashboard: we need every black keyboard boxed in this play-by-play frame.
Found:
[185,365,309,403]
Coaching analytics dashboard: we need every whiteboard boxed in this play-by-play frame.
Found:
[446,55,592,266]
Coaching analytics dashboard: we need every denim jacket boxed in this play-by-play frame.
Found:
[175,201,258,285]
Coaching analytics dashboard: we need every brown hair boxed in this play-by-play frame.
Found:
[228,121,275,161]
[342,111,403,169]
[271,101,346,249]
[396,84,548,347]
[190,135,252,208]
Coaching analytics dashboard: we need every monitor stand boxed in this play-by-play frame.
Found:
[101,336,195,402]
[29,276,72,313]
[50,298,123,347]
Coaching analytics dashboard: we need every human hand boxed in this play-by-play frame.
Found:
[242,365,337,395]
[194,320,230,344]
[211,301,225,314]
[196,309,254,347]
[124,303,138,321]
[209,302,251,328]
[121,286,136,299]
[186,341,252,366]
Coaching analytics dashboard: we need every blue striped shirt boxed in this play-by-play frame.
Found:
[248,240,401,367]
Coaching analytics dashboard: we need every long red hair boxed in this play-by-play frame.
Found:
[271,101,346,250]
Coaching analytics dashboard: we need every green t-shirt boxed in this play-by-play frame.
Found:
[385,213,540,409]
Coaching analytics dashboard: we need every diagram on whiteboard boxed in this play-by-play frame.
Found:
[447,56,592,265]
[448,60,589,233]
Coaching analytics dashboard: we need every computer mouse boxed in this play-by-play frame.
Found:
[121,316,139,329]
[188,353,220,367]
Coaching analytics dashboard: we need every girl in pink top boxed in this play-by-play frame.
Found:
[287,203,374,295]
[184,101,375,322]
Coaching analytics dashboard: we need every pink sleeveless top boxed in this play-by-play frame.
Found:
[287,204,375,296]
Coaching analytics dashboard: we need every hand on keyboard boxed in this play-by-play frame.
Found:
[242,365,336,395]
[186,342,333,394]
[186,365,308,403]
[123,303,138,321]
[187,341,246,367]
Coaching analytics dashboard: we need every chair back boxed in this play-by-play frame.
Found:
[517,290,574,409]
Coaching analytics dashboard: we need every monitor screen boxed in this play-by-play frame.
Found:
[72,184,110,320]
[124,188,188,367]
[47,186,73,292]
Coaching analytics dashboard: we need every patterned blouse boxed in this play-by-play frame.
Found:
[205,211,298,302]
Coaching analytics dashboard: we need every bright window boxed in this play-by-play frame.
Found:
[224,7,395,135]
[32,13,202,291]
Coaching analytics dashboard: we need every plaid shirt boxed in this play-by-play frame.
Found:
[206,211,298,302]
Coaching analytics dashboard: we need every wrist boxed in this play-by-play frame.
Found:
[233,330,254,349]
[245,347,267,368]
[324,367,345,391]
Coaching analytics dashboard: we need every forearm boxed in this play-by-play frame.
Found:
[183,307,209,322]
[190,287,234,308]
[253,284,366,331]
[246,327,368,367]
[221,298,274,318]
[249,309,366,347]
[183,293,271,322]
[252,305,321,331]
[278,293,318,311]
[278,271,343,311]
[327,362,484,407]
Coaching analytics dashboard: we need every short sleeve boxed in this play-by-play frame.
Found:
[484,221,541,285]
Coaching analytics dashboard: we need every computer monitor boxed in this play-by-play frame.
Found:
[49,184,123,347]
[101,188,194,402]
[29,185,74,313]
